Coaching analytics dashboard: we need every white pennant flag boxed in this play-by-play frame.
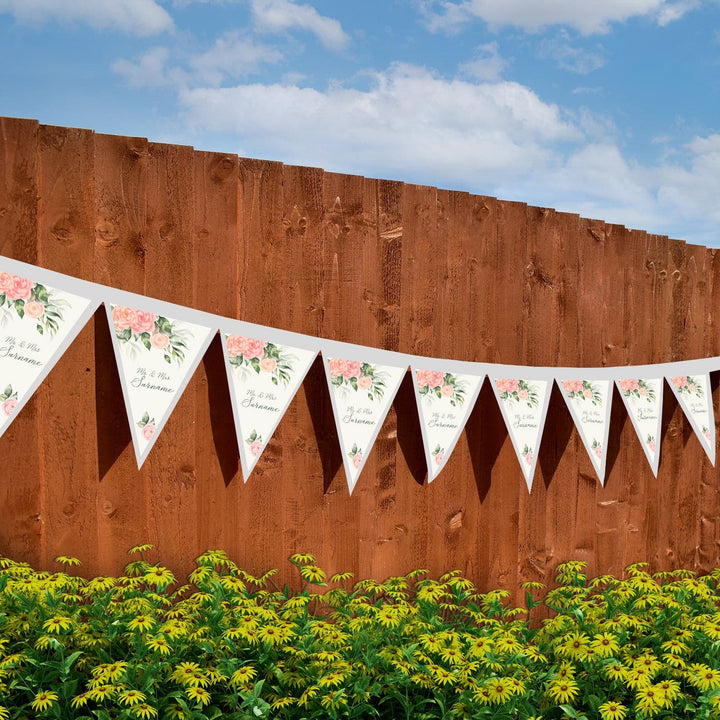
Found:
[324,355,406,494]
[491,376,552,491]
[412,366,483,482]
[616,378,663,476]
[106,302,215,467]
[222,332,317,480]
[667,373,715,464]
[0,268,98,435]
[559,378,613,484]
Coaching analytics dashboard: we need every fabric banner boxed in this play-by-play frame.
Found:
[0,268,98,436]
[616,378,664,476]
[491,376,552,491]
[412,366,484,482]
[324,356,406,493]
[559,378,613,483]
[106,302,215,468]
[222,332,317,480]
[667,373,716,465]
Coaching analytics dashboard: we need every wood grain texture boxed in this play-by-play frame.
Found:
[1,117,720,594]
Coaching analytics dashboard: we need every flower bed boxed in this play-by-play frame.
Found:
[2,549,720,719]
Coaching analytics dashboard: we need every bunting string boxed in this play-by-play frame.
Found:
[0,254,717,492]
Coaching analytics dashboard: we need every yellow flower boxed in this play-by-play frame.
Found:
[128,615,156,633]
[472,686,493,705]
[467,636,492,658]
[132,703,158,719]
[634,653,662,675]
[655,679,680,705]
[690,666,720,692]
[42,615,73,634]
[494,633,523,655]
[432,668,457,686]
[165,704,187,720]
[30,691,59,712]
[270,696,296,710]
[626,666,653,689]
[186,686,211,706]
[320,690,347,710]
[598,700,627,720]
[299,565,326,583]
[592,632,620,657]
[556,631,590,660]
[172,661,202,684]
[661,639,689,655]
[0,706,9,720]
[128,543,154,554]
[219,575,246,592]
[289,552,316,564]
[70,693,89,709]
[487,678,513,704]
[547,678,580,704]
[257,623,290,645]
[330,571,354,582]
[145,635,172,656]
[319,669,348,688]
[230,666,257,686]
[143,566,175,588]
[635,686,663,716]
[54,555,81,566]
[88,684,117,701]
[440,646,463,665]
[119,690,147,706]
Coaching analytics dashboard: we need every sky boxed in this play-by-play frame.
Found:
[1,0,719,246]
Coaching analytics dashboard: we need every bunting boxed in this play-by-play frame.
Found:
[0,254,719,491]
[412,366,484,482]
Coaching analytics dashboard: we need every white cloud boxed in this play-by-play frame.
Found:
[0,0,174,35]
[538,33,606,74]
[178,63,582,185]
[421,0,699,35]
[190,32,283,84]
[176,61,720,244]
[113,33,282,88]
[250,0,349,50]
[458,41,507,80]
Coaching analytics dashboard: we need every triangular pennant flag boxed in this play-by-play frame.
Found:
[106,302,215,467]
[616,378,663,476]
[222,332,317,480]
[324,355,406,493]
[0,268,98,435]
[412,366,483,482]
[559,378,613,483]
[490,376,552,491]
[667,373,715,464]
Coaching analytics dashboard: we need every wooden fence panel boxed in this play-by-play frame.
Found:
[1,117,720,592]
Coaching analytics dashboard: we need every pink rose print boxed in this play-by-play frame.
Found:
[131,310,156,335]
[688,384,696,394]
[518,389,529,401]
[343,360,362,380]
[0,272,14,292]
[352,453,363,469]
[672,376,688,389]
[649,440,657,452]
[440,384,454,398]
[639,387,647,397]
[24,301,44,318]
[583,388,593,399]
[434,452,445,466]
[227,335,245,358]
[5,275,34,301]
[357,374,372,390]
[427,371,444,388]
[328,357,347,378]
[141,424,156,441]
[260,357,277,373]
[563,380,582,394]
[3,397,17,416]
[417,370,433,388]
[505,379,519,394]
[619,379,639,392]
[249,440,263,457]
[112,305,137,331]
[150,333,170,350]
[242,337,265,360]
[524,452,534,466]
[594,446,602,459]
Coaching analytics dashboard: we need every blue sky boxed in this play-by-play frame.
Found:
[1,0,719,245]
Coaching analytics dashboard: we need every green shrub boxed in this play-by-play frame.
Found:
[2,549,720,719]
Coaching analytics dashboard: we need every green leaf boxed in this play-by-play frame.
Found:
[141,333,152,350]
[14,300,24,318]
[560,705,578,718]
[271,377,278,385]
[164,354,172,364]
[36,324,43,334]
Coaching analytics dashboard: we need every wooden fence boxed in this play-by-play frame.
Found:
[1,115,719,594]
